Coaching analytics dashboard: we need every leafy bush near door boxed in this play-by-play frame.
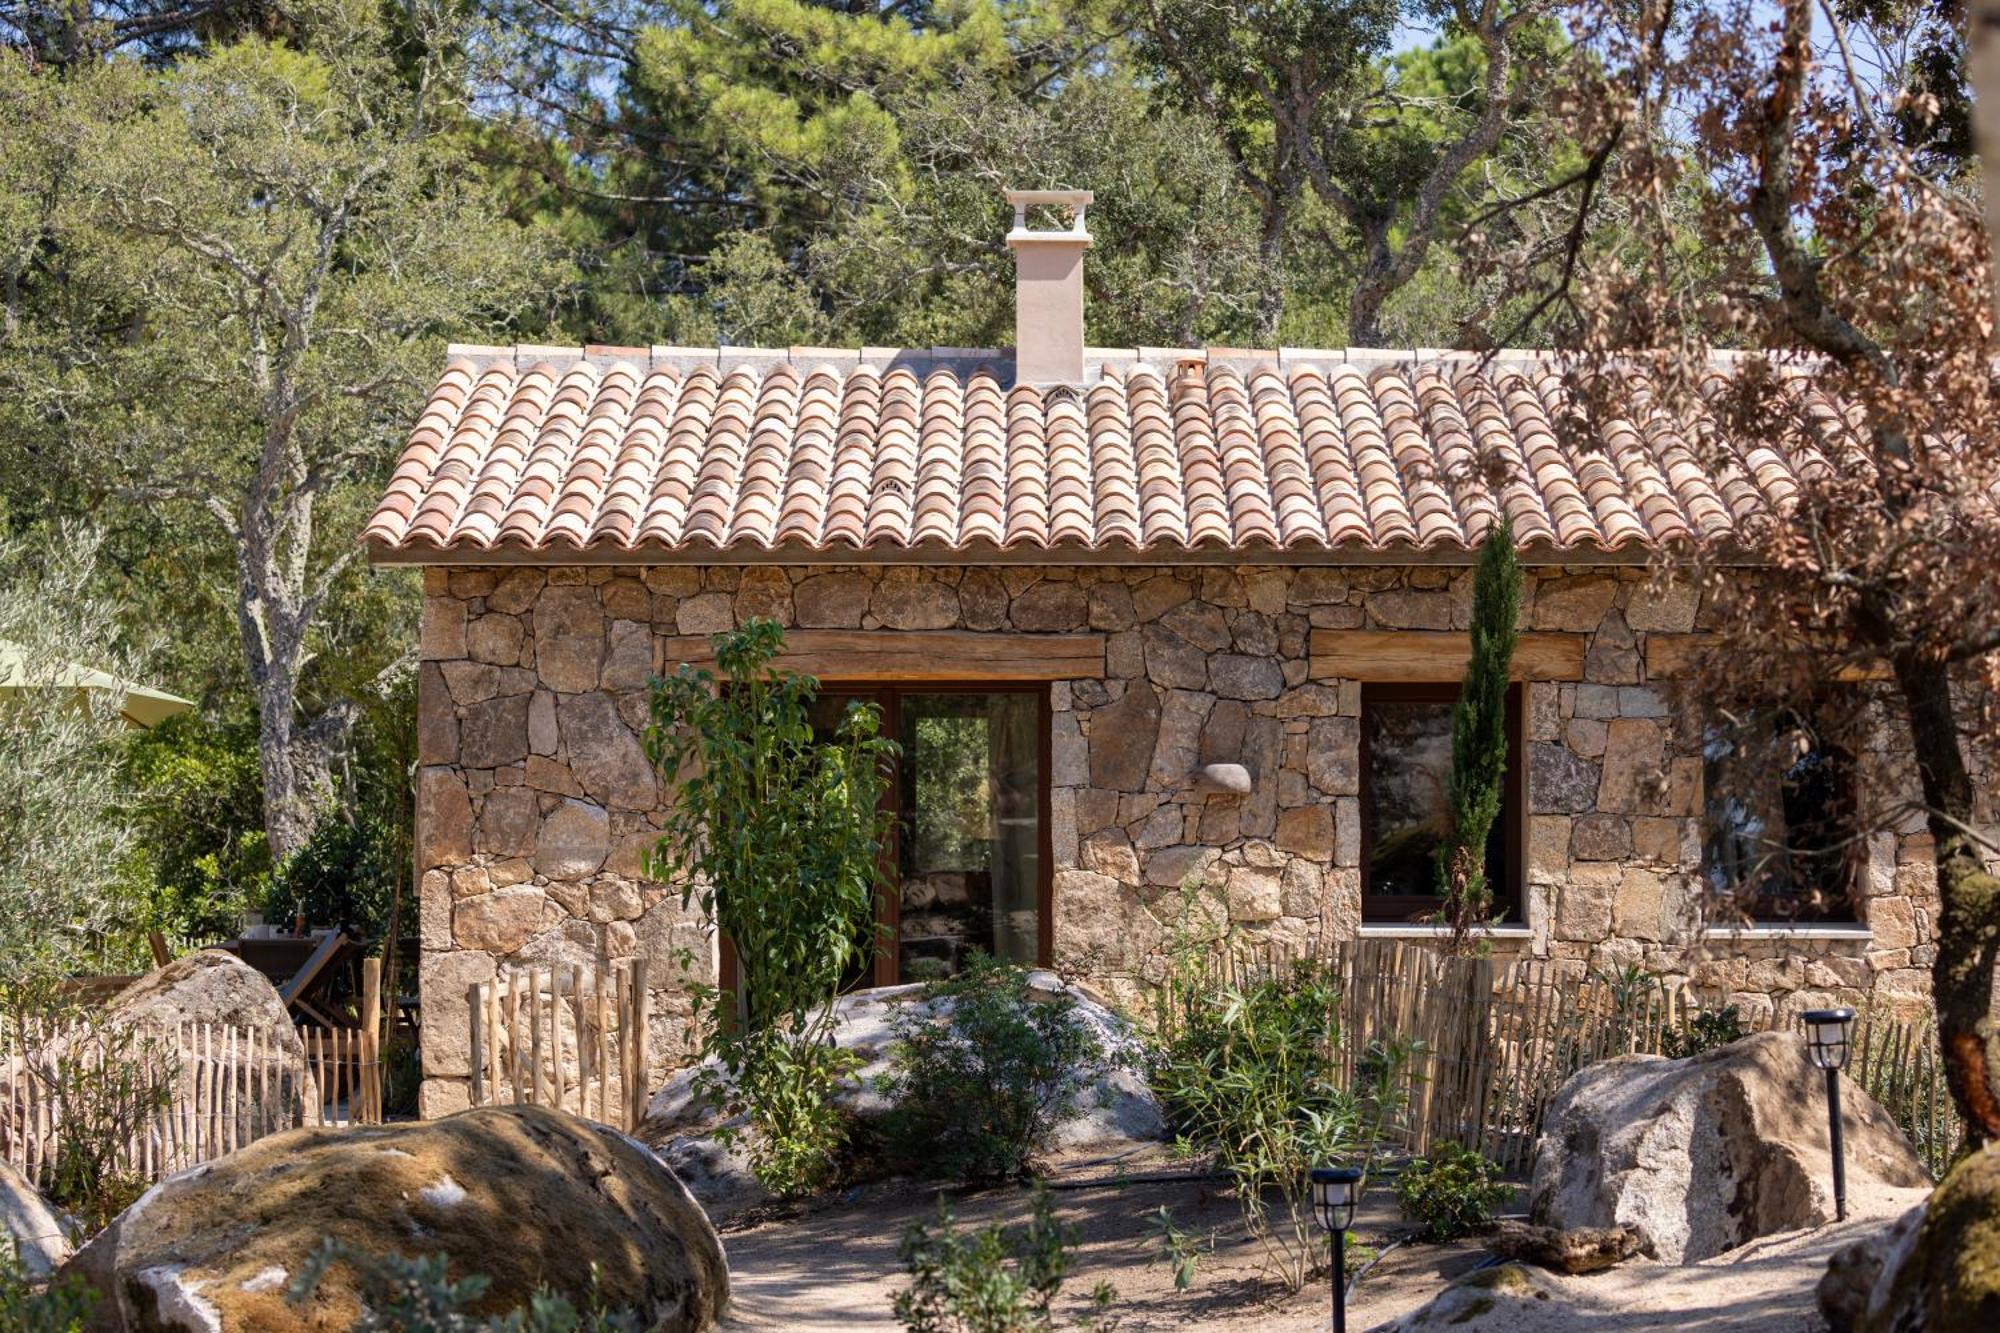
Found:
[878,954,1106,1181]
[643,619,898,1197]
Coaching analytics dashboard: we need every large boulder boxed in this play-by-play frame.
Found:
[1818,1204,1924,1331]
[640,974,1166,1216]
[1532,1031,1930,1263]
[103,952,305,1061]
[1,1161,72,1278]
[1833,1143,2000,1332]
[58,1105,728,1332]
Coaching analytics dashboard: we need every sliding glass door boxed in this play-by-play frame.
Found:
[793,683,1049,988]
[895,690,1044,981]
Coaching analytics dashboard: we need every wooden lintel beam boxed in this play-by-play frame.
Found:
[1645,633,1890,682]
[656,630,1107,682]
[1308,630,1586,682]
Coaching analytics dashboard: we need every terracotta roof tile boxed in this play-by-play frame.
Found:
[364,346,1835,560]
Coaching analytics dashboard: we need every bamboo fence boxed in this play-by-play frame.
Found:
[466,960,651,1132]
[0,1020,384,1192]
[2,962,389,1192]
[1157,936,1962,1179]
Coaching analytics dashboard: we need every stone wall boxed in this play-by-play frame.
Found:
[413,561,1958,1117]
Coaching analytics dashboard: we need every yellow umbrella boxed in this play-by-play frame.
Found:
[0,638,195,729]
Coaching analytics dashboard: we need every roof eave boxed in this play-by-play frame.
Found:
[364,535,1765,569]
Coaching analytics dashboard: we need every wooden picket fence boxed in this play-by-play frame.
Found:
[466,960,651,1132]
[1153,936,1961,1179]
[1849,1009,1960,1180]
[0,1018,384,1192]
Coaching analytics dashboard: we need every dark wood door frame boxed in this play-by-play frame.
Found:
[717,681,1053,999]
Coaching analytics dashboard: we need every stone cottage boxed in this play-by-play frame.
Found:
[367,192,1951,1119]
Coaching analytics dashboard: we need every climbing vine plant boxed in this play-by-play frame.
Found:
[644,619,898,1194]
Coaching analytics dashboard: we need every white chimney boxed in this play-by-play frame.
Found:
[1005,189,1093,385]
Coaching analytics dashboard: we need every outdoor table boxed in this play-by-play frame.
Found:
[215,930,369,1028]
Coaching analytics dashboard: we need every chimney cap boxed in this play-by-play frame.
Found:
[1004,189,1095,207]
[1004,189,1093,247]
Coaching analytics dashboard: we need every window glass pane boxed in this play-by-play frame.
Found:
[1703,710,1855,921]
[898,692,1041,981]
[1363,698,1456,899]
[1361,692,1508,917]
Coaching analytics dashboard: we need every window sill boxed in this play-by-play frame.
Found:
[1700,924,1872,941]
[1358,923,1534,940]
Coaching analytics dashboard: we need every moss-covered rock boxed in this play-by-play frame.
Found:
[59,1104,728,1331]
[1383,1262,1562,1329]
[1860,1144,2000,1332]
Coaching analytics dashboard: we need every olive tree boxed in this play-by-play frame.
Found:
[0,527,147,982]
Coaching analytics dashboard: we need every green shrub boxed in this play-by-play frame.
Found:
[893,1189,1114,1333]
[0,1242,95,1333]
[722,1033,863,1199]
[1433,516,1520,948]
[1661,1005,1747,1059]
[1394,1142,1513,1241]
[881,955,1104,1181]
[1147,1206,1210,1291]
[1148,948,1412,1290]
[287,1239,640,1331]
[264,807,400,941]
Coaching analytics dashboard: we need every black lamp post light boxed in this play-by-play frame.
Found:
[1310,1165,1365,1333]
[1803,1006,1857,1222]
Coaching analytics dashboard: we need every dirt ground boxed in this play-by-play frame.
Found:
[717,1152,1510,1331]
[718,1152,1921,1331]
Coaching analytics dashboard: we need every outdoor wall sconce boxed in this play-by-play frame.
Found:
[1803,1006,1856,1221]
[1192,762,1252,794]
[1310,1165,1364,1333]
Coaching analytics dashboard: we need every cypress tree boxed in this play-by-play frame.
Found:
[1437,518,1522,943]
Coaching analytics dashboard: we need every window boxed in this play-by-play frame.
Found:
[1358,683,1524,924]
[1703,708,1857,923]
[777,683,1050,988]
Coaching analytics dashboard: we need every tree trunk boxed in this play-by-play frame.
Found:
[1253,201,1287,345]
[257,690,336,866]
[1894,650,2000,1142]
[233,535,339,868]
[1347,253,1391,349]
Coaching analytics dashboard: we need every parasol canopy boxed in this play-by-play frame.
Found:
[0,638,195,729]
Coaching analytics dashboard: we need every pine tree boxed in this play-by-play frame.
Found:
[1437,519,1521,949]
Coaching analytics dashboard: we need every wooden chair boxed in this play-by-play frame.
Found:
[279,930,351,1030]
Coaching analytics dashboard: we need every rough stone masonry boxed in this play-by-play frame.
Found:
[412,560,1950,1118]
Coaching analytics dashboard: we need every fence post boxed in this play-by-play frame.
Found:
[360,959,383,1124]
[530,968,547,1106]
[627,961,650,1132]
[469,981,487,1109]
